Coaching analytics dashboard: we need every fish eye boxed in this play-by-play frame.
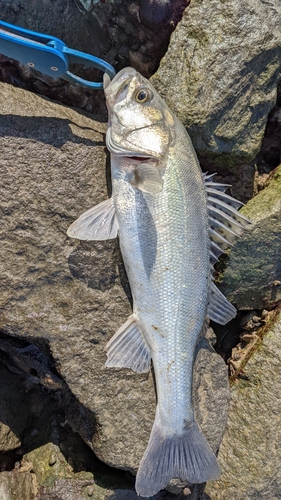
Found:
[135,88,153,103]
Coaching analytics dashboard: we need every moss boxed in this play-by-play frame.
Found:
[241,164,281,222]
[22,442,94,488]
[194,147,256,172]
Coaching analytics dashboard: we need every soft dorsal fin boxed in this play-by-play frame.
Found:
[205,174,251,324]
[67,198,119,241]
[105,315,151,373]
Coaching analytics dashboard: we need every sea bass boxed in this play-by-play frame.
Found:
[67,67,250,496]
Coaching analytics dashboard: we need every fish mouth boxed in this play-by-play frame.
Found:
[106,130,158,163]
[120,152,158,168]
[129,156,150,161]
[104,67,137,105]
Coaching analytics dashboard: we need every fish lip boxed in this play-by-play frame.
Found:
[104,67,138,109]
[107,133,159,162]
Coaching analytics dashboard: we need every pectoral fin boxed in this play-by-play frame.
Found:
[67,198,118,241]
[105,315,151,373]
[131,163,163,194]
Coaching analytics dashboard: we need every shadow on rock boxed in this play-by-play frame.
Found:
[68,239,133,305]
[0,114,106,148]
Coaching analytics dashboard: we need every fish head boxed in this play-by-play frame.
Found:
[104,67,175,163]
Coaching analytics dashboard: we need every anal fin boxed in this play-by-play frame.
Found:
[105,316,151,373]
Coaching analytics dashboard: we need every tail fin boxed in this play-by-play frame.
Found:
[135,414,220,497]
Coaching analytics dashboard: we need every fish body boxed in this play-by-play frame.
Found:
[67,67,250,496]
[111,129,209,427]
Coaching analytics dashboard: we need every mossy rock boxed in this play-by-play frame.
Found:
[219,165,281,310]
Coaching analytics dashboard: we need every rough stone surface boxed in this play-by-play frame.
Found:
[205,308,281,500]
[220,165,281,310]
[151,0,281,170]
[0,423,20,454]
[253,81,281,175]
[0,80,229,493]
[0,471,37,500]
[0,0,113,114]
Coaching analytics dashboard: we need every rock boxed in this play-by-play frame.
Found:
[20,442,97,500]
[0,471,37,500]
[192,329,230,457]
[151,0,281,171]
[0,359,136,498]
[253,81,281,175]
[219,165,281,310]
[205,307,281,500]
[0,362,29,453]
[0,81,229,495]
[139,0,173,29]
[0,424,20,454]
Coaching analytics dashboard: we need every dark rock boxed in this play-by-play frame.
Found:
[0,0,110,56]
[254,82,281,175]
[0,363,25,453]
[139,0,173,29]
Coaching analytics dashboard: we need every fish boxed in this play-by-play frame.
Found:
[67,67,250,496]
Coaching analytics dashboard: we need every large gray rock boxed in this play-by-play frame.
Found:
[205,308,281,500]
[0,81,228,492]
[151,0,281,171]
[220,165,281,310]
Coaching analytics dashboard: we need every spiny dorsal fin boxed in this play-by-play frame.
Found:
[205,174,251,324]
[67,198,118,241]
[205,174,251,263]
[105,315,151,373]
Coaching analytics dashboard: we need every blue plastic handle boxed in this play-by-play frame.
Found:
[0,20,116,89]
[0,21,68,77]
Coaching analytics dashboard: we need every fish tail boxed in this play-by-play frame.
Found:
[135,410,220,497]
